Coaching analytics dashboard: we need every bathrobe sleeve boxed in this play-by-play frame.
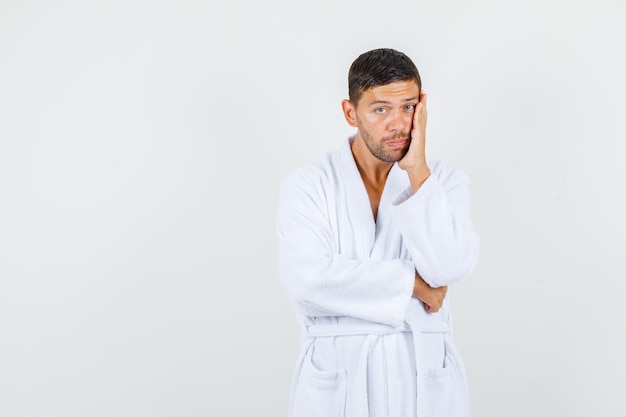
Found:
[390,161,480,288]
[276,167,415,327]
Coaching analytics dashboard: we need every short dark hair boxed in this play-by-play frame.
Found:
[348,48,422,105]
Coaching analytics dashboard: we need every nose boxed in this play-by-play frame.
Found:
[388,109,410,133]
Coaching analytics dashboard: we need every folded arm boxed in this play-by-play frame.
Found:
[276,173,416,326]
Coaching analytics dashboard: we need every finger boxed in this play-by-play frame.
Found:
[413,100,425,122]
[414,93,427,121]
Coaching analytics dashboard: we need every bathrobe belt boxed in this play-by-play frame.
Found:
[301,317,450,416]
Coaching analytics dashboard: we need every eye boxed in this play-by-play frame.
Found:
[404,104,416,111]
[375,107,386,114]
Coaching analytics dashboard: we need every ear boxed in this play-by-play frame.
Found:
[341,99,358,127]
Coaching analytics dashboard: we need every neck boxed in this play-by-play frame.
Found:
[350,135,394,186]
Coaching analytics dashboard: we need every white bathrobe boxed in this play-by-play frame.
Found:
[276,137,480,417]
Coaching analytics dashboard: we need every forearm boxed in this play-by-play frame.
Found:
[278,239,416,326]
[392,167,480,287]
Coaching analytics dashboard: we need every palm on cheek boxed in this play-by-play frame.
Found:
[399,92,428,170]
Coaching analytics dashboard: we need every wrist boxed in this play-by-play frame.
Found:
[413,272,429,298]
[407,165,430,193]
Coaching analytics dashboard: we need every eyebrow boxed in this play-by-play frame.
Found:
[368,97,418,107]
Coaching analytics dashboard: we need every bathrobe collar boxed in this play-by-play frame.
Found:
[338,137,407,255]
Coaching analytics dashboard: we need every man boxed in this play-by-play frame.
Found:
[276,48,479,417]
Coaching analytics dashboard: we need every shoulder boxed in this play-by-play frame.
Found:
[279,148,340,200]
[281,152,333,186]
[427,159,471,188]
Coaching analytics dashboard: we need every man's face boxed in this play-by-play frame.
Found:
[353,80,420,163]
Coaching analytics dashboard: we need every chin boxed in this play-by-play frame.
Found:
[375,150,406,163]
[393,147,410,161]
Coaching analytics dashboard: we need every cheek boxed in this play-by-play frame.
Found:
[361,114,385,131]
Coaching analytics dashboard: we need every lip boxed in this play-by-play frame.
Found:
[386,139,408,148]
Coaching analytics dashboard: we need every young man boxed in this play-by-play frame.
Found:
[276,48,479,417]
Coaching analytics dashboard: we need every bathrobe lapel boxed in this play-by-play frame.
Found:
[338,140,376,257]
[338,140,409,258]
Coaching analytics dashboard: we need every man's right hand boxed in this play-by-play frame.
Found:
[413,272,447,313]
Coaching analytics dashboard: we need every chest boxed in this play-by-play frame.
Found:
[364,181,385,222]
[326,176,406,259]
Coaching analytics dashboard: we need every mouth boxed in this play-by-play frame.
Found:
[386,138,408,148]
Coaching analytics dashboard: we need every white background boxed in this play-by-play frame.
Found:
[1,1,625,416]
